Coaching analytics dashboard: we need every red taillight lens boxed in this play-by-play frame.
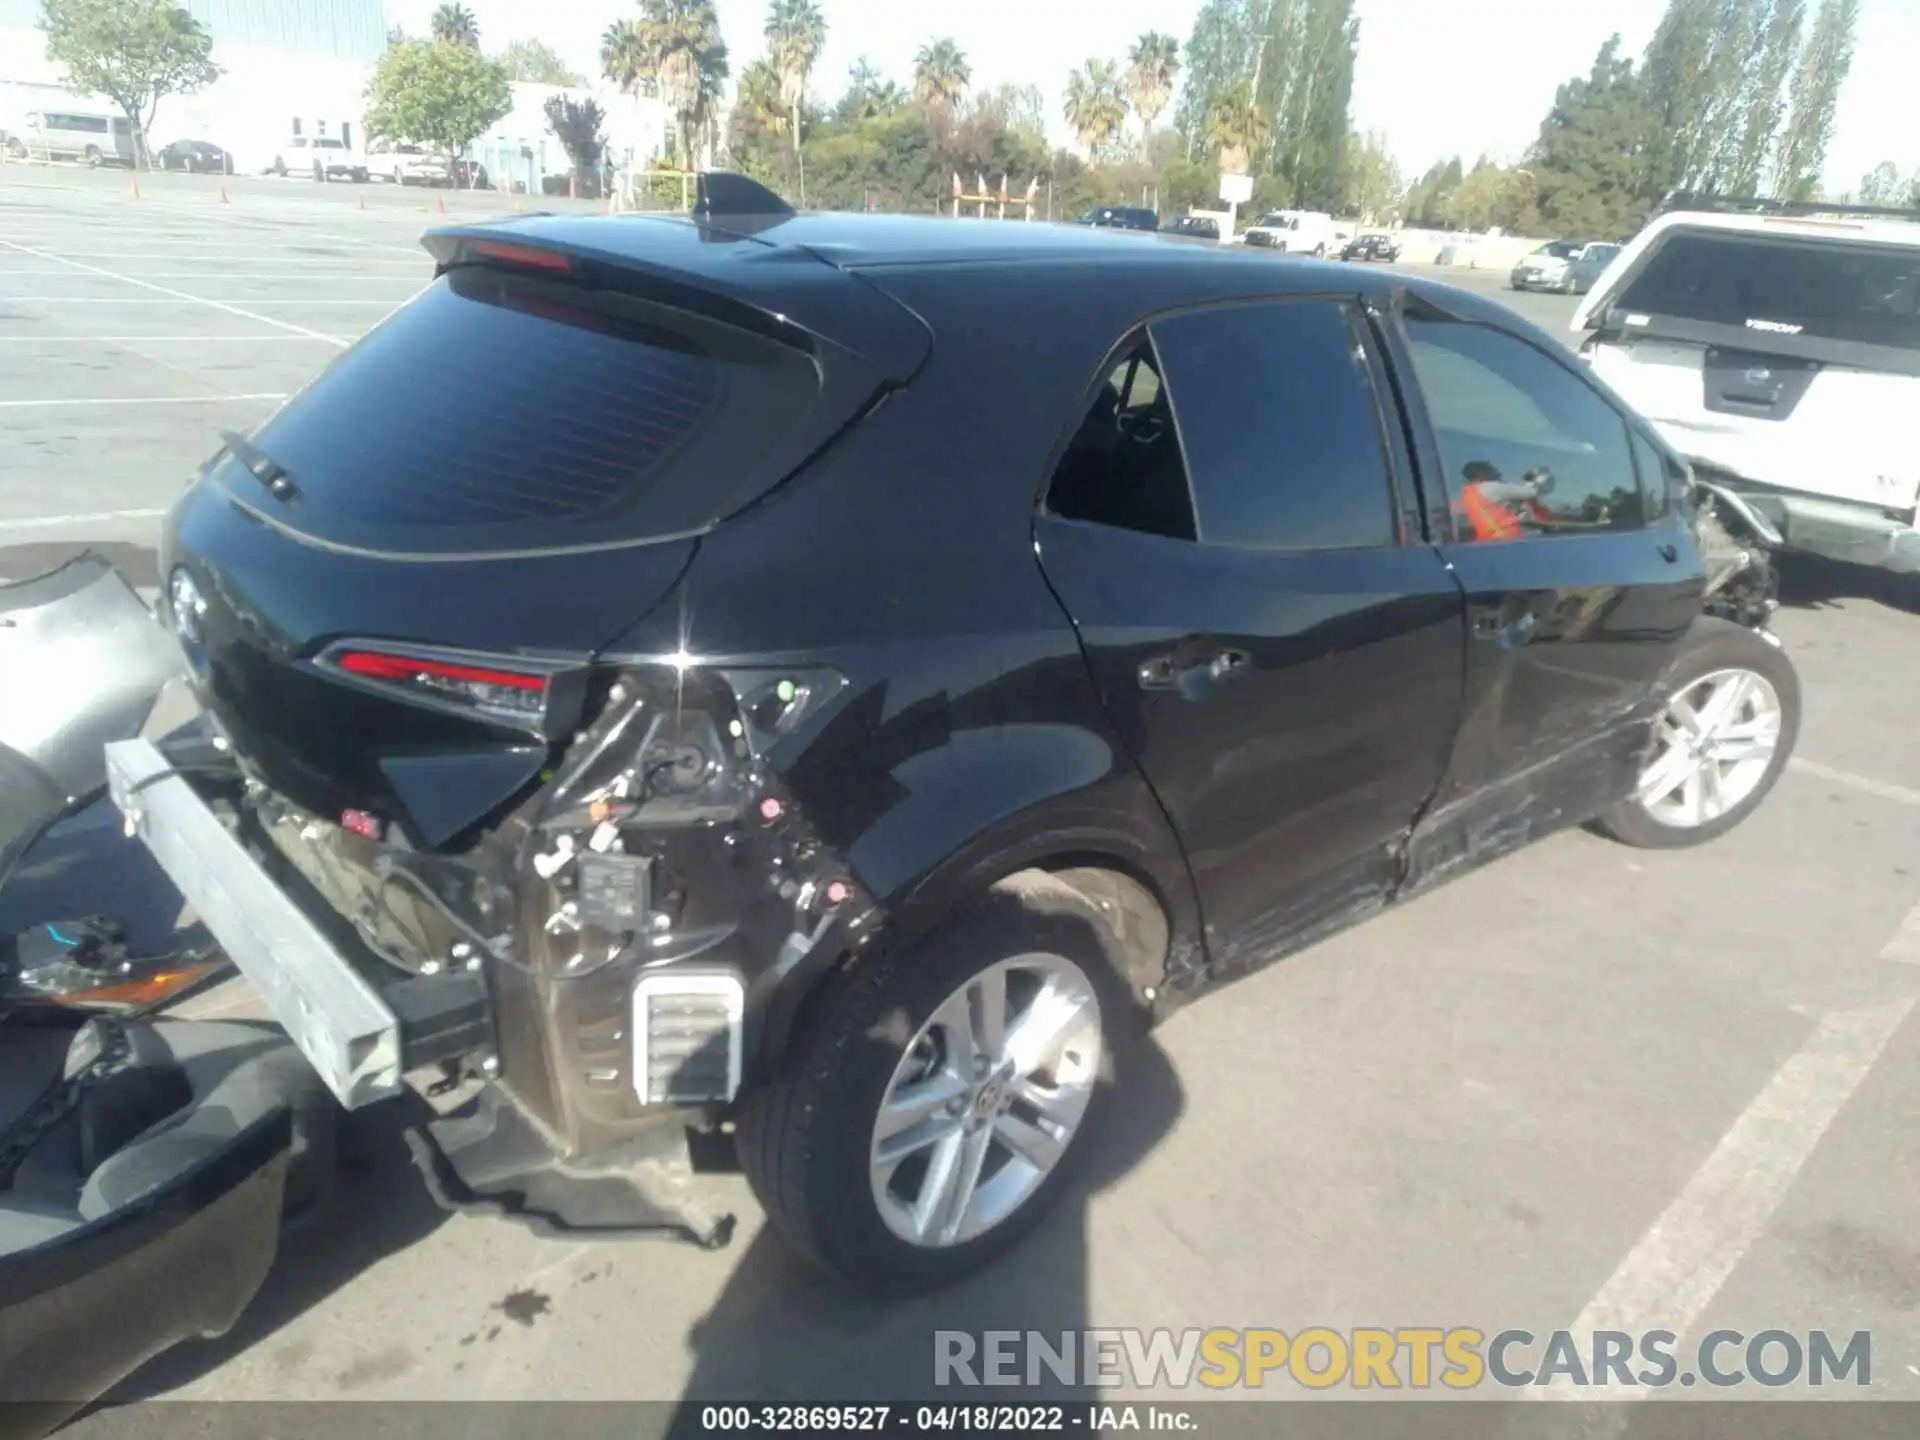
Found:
[325,645,553,727]
[468,240,573,273]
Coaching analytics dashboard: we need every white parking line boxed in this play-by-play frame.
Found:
[0,237,350,346]
[1789,758,1920,808]
[0,271,421,281]
[0,393,286,408]
[1538,992,1916,1399]
[1878,900,1920,966]
[0,508,166,530]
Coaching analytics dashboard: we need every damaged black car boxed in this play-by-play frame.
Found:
[114,173,1796,1296]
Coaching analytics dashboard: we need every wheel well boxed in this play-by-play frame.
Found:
[760,853,1176,1083]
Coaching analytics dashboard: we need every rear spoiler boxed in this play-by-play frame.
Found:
[421,174,930,385]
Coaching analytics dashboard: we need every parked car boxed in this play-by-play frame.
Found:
[1508,239,1589,291]
[1576,194,1920,574]
[370,139,450,187]
[1242,209,1338,256]
[1563,242,1621,294]
[126,172,1795,1298]
[1163,215,1221,241]
[155,139,233,174]
[451,158,491,189]
[1341,232,1401,262]
[268,135,367,183]
[1075,204,1158,232]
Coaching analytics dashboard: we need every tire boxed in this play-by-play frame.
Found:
[272,159,286,177]
[1593,618,1800,849]
[84,145,101,167]
[738,871,1140,1295]
[312,161,325,182]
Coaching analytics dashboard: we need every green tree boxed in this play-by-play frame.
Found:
[1773,0,1860,199]
[1856,160,1901,205]
[1204,84,1269,175]
[1404,156,1466,228]
[601,18,651,97]
[1126,32,1181,150]
[913,37,972,113]
[837,57,907,121]
[363,39,512,181]
[1173,0,1262,162]
[765,0,826,201]
[1723,0,1805,194]
[1527,36,1650,236]
[430,2,479,48]
[502,38,583,86]
[1063,58,1129,163]
[38,0,220,168]
[543,94,606,190]
[629,0,729,171]
[1258,0,1358,210]
[1338,129,1401,222]
[727,56,788,176]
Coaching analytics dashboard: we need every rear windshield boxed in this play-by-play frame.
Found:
[1536,241,1580,259]
[1614,230,1920,350]
[218,265,820,555]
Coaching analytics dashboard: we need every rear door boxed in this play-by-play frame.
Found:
[1036,296,1466,973]
[1385,295,1704,875]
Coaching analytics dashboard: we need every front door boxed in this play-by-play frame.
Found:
[1385,297,1706,877]
[1037,296,1467,974]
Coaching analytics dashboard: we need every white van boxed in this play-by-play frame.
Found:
[19,110,136,167]
[1241,209,1339,257]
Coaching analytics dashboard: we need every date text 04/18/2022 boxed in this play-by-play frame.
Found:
[695,1404,1197,1432]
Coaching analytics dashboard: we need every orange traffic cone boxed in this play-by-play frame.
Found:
[514,200,524,213]
[357,194,366,211]
[217,185,228,205]
[435,196,446,215]
[128,176,140,199]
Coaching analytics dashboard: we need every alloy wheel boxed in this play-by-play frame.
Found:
[869,952,1102,1249]
[1637,666,1783,828]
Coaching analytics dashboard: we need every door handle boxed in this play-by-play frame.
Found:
[1657,541,1679,563]
[1137,655,1177,690]
[1136,647,1250,694]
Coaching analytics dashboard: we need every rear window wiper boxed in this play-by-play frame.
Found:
[218,430,300,503]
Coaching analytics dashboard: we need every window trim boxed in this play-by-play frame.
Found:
[1383,295,1654,545]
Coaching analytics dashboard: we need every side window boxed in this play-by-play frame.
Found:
[1043,335,1197,542]
[1404,313,1645,543]
[1629,427,1678,521]
[1150,299,1397,551]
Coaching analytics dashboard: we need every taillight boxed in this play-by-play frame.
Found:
[319,642,562,729]
[467,239,573,273]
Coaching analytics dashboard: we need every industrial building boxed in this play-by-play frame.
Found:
[0,0,667,188]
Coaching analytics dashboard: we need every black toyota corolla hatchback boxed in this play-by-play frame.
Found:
[130,174,1796,1294]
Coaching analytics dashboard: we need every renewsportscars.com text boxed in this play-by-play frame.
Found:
[934,1327,1871,1391]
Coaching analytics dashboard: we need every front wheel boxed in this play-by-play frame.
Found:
[738,872,1136,1295]
[1594,618,1800,849]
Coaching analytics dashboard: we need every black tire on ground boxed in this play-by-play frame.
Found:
[84,146,101,167]
[1592,617,1801,850]
[737,870,1141,1296]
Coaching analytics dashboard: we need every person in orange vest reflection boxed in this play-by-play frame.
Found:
[1458,461,1555,542]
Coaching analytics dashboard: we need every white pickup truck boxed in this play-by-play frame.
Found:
[1574,197,1920,574]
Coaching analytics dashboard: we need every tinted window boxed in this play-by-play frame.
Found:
[222,265,820,554]
[1404,314,1645,542]
[1539,241,1581,259]
[1615,231,1920,350]
[1151,300,1397,551]
[1044,337,1196,541]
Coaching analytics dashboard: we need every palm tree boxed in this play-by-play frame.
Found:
[765,0,826,203]
[1205,87,1269,174]
[912,38,972,113]
[1063,58,1128,163]
[635,0,729,172]
[601,18,651,96]
[430,2,479,48]
[1127,32,1180,149]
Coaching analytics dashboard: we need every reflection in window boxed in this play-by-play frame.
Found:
[1405,315,1645,544]
[1044,338,1197,541]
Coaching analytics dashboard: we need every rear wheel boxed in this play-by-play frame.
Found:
[738,872,1136,1295]
[84,145,101,167]
[1594,619,1800,848]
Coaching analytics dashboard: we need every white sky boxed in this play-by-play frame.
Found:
[388,0,1919,191]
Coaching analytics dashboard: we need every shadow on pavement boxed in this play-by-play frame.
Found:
[0,543,160,592]
[1774,552,1920,614]
[663,1025,1186,1432]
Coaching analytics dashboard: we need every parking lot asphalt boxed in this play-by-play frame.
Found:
[6,169,1920,1417]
